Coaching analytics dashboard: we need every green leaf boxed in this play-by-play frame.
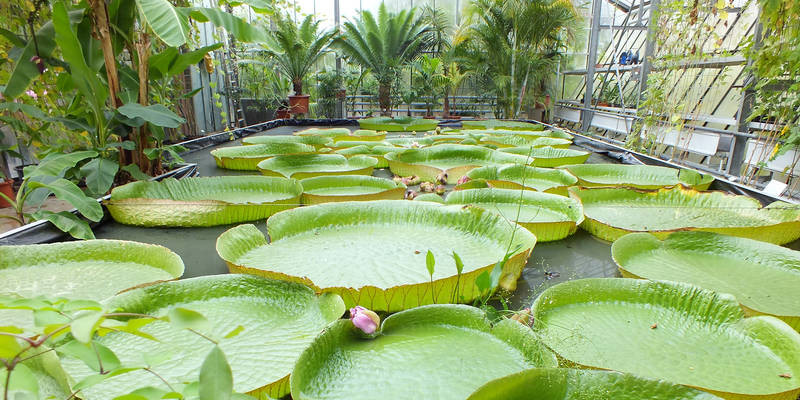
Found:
[199,345,233,400]
[0,332,22,359]
[426,250,435,277]
[117,103,185,128]
[121,164,151,181]
[223,325,245,339]
[0,27,25,47]
[81,158,119,197]
[70,310,104,343]
[28,178,103,222]
[33,309,71,327]
[166,307,208,331]
[150,43,222,80]
[27,150,98,178]
[30,210,96,240]
[72,367,140,391]
[58,340,121,372]
[1,363,39,398]
[452,252,464,275]
[0,102,46,119]
[136,0,190,47]
[180,7,266,42]
[475,270,491,293]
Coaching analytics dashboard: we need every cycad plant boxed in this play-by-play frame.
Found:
[262,13,336,96]
[455,0,578,118]
[335,4,432,115]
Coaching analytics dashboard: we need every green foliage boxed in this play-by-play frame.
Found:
[315,69,343,118]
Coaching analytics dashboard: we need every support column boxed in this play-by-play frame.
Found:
[728,18,762,176]
[581,0,603,131]
[334,0,344,118]
[638,0,659,98]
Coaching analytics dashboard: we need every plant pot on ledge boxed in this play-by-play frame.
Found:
[288,95,310,115]
[1,179,15,208]
[276,108,291,119]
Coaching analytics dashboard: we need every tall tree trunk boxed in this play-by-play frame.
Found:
[378,83,391,116]
[135,32,154,174]
[515,67,530,118]
[293,80,303,96]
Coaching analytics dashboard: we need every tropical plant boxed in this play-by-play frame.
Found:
[335,3,432,115]
[260,13,336,96]
[316,69,343,118]
[455,0,578,118]
[411,55,446,117]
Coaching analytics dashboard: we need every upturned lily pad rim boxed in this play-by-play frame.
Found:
[532,278,800,398]
[256,154,379,178]
[558,163,714,190]
[384,144,533,183]
[358,116,439,131]
[611,231,800,327]
[444,188,584,224]
[290,304,558,400]
[299,175,406,204]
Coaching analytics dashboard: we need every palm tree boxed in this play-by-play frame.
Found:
[335,3,432,116]
[455,0,578,118]
[261,13,336,96]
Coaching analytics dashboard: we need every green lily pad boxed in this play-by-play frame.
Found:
[335,145,396,168]
[573,186,800,244]
[414,192,445,203]
[461,120,543,131]
[612,231,800,330]
[290,304,557,400]
[216,200,536,312]
[61,275,344,399]
[257,154,378,179]
[242,134,333,149]
[385,144,532,184]
[559,163,714,190]
[332,129,387,142]
[293,127,352,137]
[0,347,72,399]
[464,129,573,141]
[106,176,302,227]
[463,164,578,196]
[481,135,572,149]
[500,146,590,167]
[329,140,392,150]
[532,278,800,399]
[211,142,316,170]
[358,116,438,132]
[445,188,584,242]
[467,368,723,399]
[300,175,406,205]
[385,136,435,147]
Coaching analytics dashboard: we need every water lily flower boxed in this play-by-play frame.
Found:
[419,181,435,192]
[392,176,403,184]
[435,172,448,185]
[404,189,418,200]
[457,176,470,185]
[350,306,380,334]
[406,175,421,185]
[435,184,446,195]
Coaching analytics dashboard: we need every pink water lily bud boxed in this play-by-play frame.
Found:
[392,176,403,183]
[435,185,446,195]
[411,141,421,148]
[419,181,435,192]
[457,176,470,185]
[406,175,421,185]
[350,306,380,334]
[404,189,418,200]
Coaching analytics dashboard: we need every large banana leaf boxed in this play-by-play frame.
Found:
[481,135,572,149]
[257,154,378,179]
[385,144,533,183]
[290,304,557,400]
[335,145,396,168]
[216,200,537,311]
[106,176,302,227]
[0,240,183,331]
[612,231,800,330]
[332,129,387,142]
[559,163,714,190]
[532,278,800,399]
[463,164,578,196]
[461,120,543,131]
[500,146,590,167]
[467,368,722,400]
[573,186,800,244]
[300,175,406,204]
[242,134,333,149]
[293,127,352,137]
[60,275,345,399]
[211,142,316,170]
[445,188,584,242]
[357,116,439,132]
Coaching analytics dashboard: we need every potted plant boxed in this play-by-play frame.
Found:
[261,13,336,116]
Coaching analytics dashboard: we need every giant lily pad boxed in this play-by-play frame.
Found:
[385,144,532,184]
[290,304,557,400]
[257,154,378,179]
[463,164,578,196]
[0,240,183,331]
[106,176,302,227]
[464,129,573,141]
[329,140,392,150]
[211,142,316,170]
[532,278,800,399]
[300,175,406,204]
[293,127,351,137]
[559,163,714,190]
[333,129,387,142]
[358,116,438,132]
[242,134,333,149]
[445,188,584,242]
[500,146,590,167]
[467,368,722,400]
[61,275,345,399]
[386,136,435,147]
[216,201,537,311]
[481,135,572,149]
[612,231,800,330]
[335,145,396,168]
[461,120,543,131]
[573,186,800,244]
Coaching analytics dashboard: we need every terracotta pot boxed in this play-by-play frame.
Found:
[288,95,310,114]
[276,109,291,119]
[1,179,15,208]
[336,89,347,99]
